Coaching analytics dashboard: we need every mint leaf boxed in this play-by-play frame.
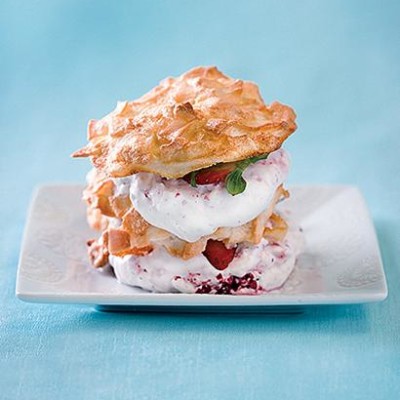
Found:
[190,171,198,187]
[225,169,247,195]
[225,153,269,196]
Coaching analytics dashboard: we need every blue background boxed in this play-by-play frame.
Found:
[1,0,399,398]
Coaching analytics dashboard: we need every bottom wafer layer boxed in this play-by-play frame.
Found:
[109,225,303,295]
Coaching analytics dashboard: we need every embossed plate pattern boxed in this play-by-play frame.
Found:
[16,185,387,307]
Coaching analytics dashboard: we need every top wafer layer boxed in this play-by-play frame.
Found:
[73,66,297,178]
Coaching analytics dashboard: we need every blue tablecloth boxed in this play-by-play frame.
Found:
[1,1,399,398]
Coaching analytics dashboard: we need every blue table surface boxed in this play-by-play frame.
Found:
[1,1,399,399]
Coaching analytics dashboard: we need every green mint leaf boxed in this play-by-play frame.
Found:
[190,171,198,187]
[225,153,269,196]
[225,169,247,195]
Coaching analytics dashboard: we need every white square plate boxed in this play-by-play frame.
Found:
[16,185,387,310]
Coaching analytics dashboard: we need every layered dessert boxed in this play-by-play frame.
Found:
[73,66,302,294]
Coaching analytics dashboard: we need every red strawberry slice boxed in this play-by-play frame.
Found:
[183,164,234,185]
[203,239,236,270]
[195,167,232,185]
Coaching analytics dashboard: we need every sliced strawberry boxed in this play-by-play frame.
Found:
[203,239,236,270]
[184,164,234,186]
[195,167,232,185]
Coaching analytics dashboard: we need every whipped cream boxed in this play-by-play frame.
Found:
[113,148,290,242]
[109,227,303,294]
